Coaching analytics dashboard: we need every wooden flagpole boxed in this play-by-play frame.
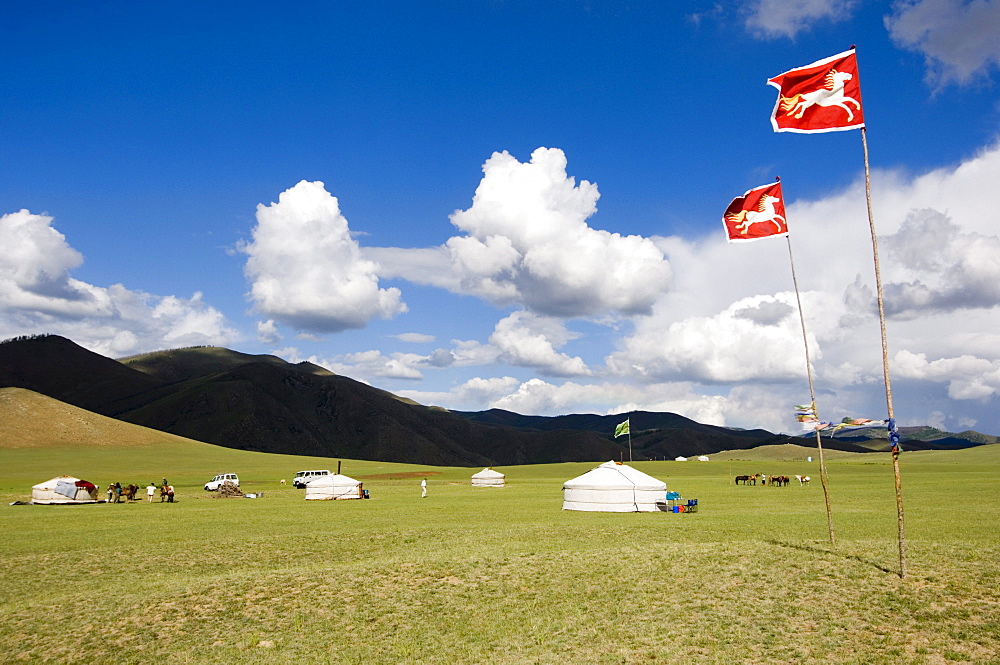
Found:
[861,126,907,578]
[784,227,835,545]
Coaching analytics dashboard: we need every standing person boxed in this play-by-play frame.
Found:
[421,478,427,498]
[146,483,156,503]
[106,484,114,504]
[167,484,175,503]
[114,482,122,503]
[159,483,167,502]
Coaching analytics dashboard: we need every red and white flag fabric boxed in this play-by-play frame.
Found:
[767,48,864,133]
[722,181,788,242]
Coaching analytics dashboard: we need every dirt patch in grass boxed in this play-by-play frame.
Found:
[356,471,442,480]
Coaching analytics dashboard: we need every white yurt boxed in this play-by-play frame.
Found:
[471,467,505,487]
[675,456,688,462]
[562,461,667,512]
[697,455,710,462]
[31,476,98,504]
[304,473,363,500]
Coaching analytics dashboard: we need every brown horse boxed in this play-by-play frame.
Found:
[735,474,759,485]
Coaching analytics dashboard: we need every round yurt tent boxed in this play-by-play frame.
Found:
[304,473,363,500]
[32,476,98,504]
[562,461,667,512]
[471,468,505,487]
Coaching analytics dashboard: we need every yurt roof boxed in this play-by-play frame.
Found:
[307,473,360,487]
[33,475,88,490]
[471,468,505,479]
[563,461,665,491]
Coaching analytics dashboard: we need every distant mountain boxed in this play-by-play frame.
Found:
[0,334,162,413]
[119,346,337,384]
[3,335,989,465]
[814,424,998,452]
[0,335,622,465]
[456,409,876,457]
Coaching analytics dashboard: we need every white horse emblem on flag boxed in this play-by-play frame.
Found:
[778,69,861,122]
[724,193,785,235]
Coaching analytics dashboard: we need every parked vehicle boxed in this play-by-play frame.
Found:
[204,473,239,491]
[292,469,331,488]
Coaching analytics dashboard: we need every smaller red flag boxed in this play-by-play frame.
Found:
[722,181,788,242]
[768,48,864,133]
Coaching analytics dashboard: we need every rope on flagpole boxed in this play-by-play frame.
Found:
[784,229,835,545]
[861,126,907,579]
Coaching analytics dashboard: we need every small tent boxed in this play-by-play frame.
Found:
[471,467,505,487]
[304,473,363,500]
[31,476,98,504]
[697,455,710,462]
[562,461,667,512]
[675,456,688,462]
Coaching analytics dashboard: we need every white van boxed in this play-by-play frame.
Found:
[292,469,331,488]
[204,473,240,491]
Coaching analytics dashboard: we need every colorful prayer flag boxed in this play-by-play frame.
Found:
[614,419,630,438]
[794,404,887,433]
[723,181,788,242]
[768,48,864,133]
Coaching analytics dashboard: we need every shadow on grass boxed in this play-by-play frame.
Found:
[766,539,898,575]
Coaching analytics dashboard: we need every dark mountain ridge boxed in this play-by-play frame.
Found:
[0,335,623,465]
[2,334,989,464]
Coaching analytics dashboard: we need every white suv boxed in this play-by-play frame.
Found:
[204,473,240,491]
[292,469,331,488]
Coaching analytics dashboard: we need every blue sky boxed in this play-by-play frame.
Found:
[4,0,1000,435]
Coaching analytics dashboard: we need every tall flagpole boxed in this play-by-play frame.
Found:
[784,224,835,544]
[628,422,633,462]
[861,127,907,578]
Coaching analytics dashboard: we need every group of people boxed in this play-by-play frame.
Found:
[103,478,174,503]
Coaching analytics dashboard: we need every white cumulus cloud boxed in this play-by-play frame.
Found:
[744,0,858,39]
[607,293,816,384]
[368,148,672,318]
[241,180,407,333]
[882,209,1000,318]
[256,319,282,344]
[396,376,522,409]
[489,311,591,377]
[894,349,1000,399]
[886,0,1000,86]
[0,209,238,356]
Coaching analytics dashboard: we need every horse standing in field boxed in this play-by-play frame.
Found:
[768,475,790,487]
[795,475,811,486]
[735,474,759,485]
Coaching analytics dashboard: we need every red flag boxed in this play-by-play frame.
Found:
[768,48,864,133]
[722,181,788,242]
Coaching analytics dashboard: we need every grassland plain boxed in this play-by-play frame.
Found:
[1,440,999,664]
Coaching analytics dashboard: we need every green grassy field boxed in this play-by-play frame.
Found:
[2,442,999,664]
